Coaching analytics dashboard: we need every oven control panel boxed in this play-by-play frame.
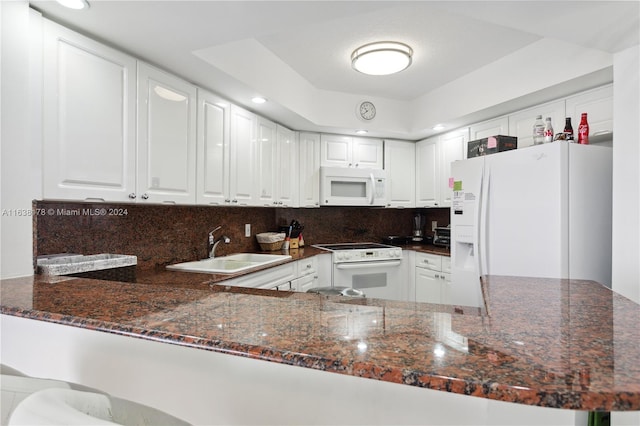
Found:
[333,248,402,263]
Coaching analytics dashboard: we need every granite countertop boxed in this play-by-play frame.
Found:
[1,271,638,412]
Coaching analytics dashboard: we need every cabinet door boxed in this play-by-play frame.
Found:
[507,100,565,149]
[352,138,383,169]
[564,84,613,142]
[229,105,256,205]
[196,89,230,205]
[415,267,441,303]
[320,134,352,167]
[137,63,196,204]
[470,117,509,145]
[439,129,468,207]
[292,274,317,293]
[42,20,137,202]
[276,125,299,207]
[384,140,415,208]
[255,117,278,206]
[415,137,440,207]
[415,252,442,272]
[298,132,321,207]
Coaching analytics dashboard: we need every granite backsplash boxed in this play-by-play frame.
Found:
[34,201,450,271]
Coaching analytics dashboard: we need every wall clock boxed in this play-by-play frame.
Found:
[357,101,376,121]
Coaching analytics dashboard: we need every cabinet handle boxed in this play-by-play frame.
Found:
[232,199,238,203]
[141,193,149,200]
[224,199,231,203]
[128,193,136,199]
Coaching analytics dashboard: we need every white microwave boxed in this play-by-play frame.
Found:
[319,167,387,206]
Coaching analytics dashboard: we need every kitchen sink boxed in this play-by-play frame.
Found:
[166,253,292,274]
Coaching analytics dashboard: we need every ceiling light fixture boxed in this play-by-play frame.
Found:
[56,0,90,10]
[251,96,267,104]
[351,41,413,76]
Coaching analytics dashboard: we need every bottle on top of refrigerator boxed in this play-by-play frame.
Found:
[543,117,554,143]
[563,117,574,142]
[578,113,589,144]
[533,115,545,145]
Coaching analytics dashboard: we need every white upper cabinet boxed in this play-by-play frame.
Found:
[255,120,299,207]
[137,63,196,204]
[42,19,137,202]
[564,84,613,142]
[229,105,257,206]
[320,135,383,168]
[415,129,467,208]
[415,137,440,207]
[507,100,565,149]
[352,137,384,169]
[321,134,351,167]
[384,140,415,208]
[469,116,509,143]
[275,125,299,207]
[439,129,468,207]
[196,89,230,205]
[255,116,278,206]
[298,132,321,208]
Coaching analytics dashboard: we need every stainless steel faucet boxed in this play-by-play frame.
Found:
[208,226,230,258]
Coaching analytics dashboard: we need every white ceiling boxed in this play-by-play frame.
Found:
[29,0,640,139]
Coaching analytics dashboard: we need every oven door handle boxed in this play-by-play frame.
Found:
[335,260,401,270]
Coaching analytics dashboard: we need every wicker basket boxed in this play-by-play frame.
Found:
[258,240,285,251]
[256,232,285,251]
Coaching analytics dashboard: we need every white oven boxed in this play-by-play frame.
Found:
[314,243,405,301]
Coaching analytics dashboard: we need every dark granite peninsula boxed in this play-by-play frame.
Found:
[1,273,638,425]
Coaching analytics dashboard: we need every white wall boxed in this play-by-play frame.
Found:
[612,45,640,305]
[610,42,640,426]
[0,1,41,279]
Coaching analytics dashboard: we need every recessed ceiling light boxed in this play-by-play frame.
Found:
[351,41,413,76]
[355,130,368,135]
[56,0,90,10]
[433,124,445,131]
[251,97,267,104]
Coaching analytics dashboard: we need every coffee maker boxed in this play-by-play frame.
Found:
[412,214,425,242]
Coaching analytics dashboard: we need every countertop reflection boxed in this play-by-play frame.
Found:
[1,274,638,411]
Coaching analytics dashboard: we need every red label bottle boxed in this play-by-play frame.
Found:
[578,113,589,145]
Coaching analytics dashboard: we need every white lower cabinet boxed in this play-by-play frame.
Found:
[223,256,319,292]
[224,261,296,290]
[415,252,451,304]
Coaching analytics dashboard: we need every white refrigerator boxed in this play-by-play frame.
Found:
[450,141,612,307]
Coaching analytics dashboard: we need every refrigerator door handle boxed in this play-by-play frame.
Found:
[479,168,490,276]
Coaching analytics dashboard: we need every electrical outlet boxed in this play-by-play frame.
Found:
[244,224,251,237]
[432,221,438,231]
